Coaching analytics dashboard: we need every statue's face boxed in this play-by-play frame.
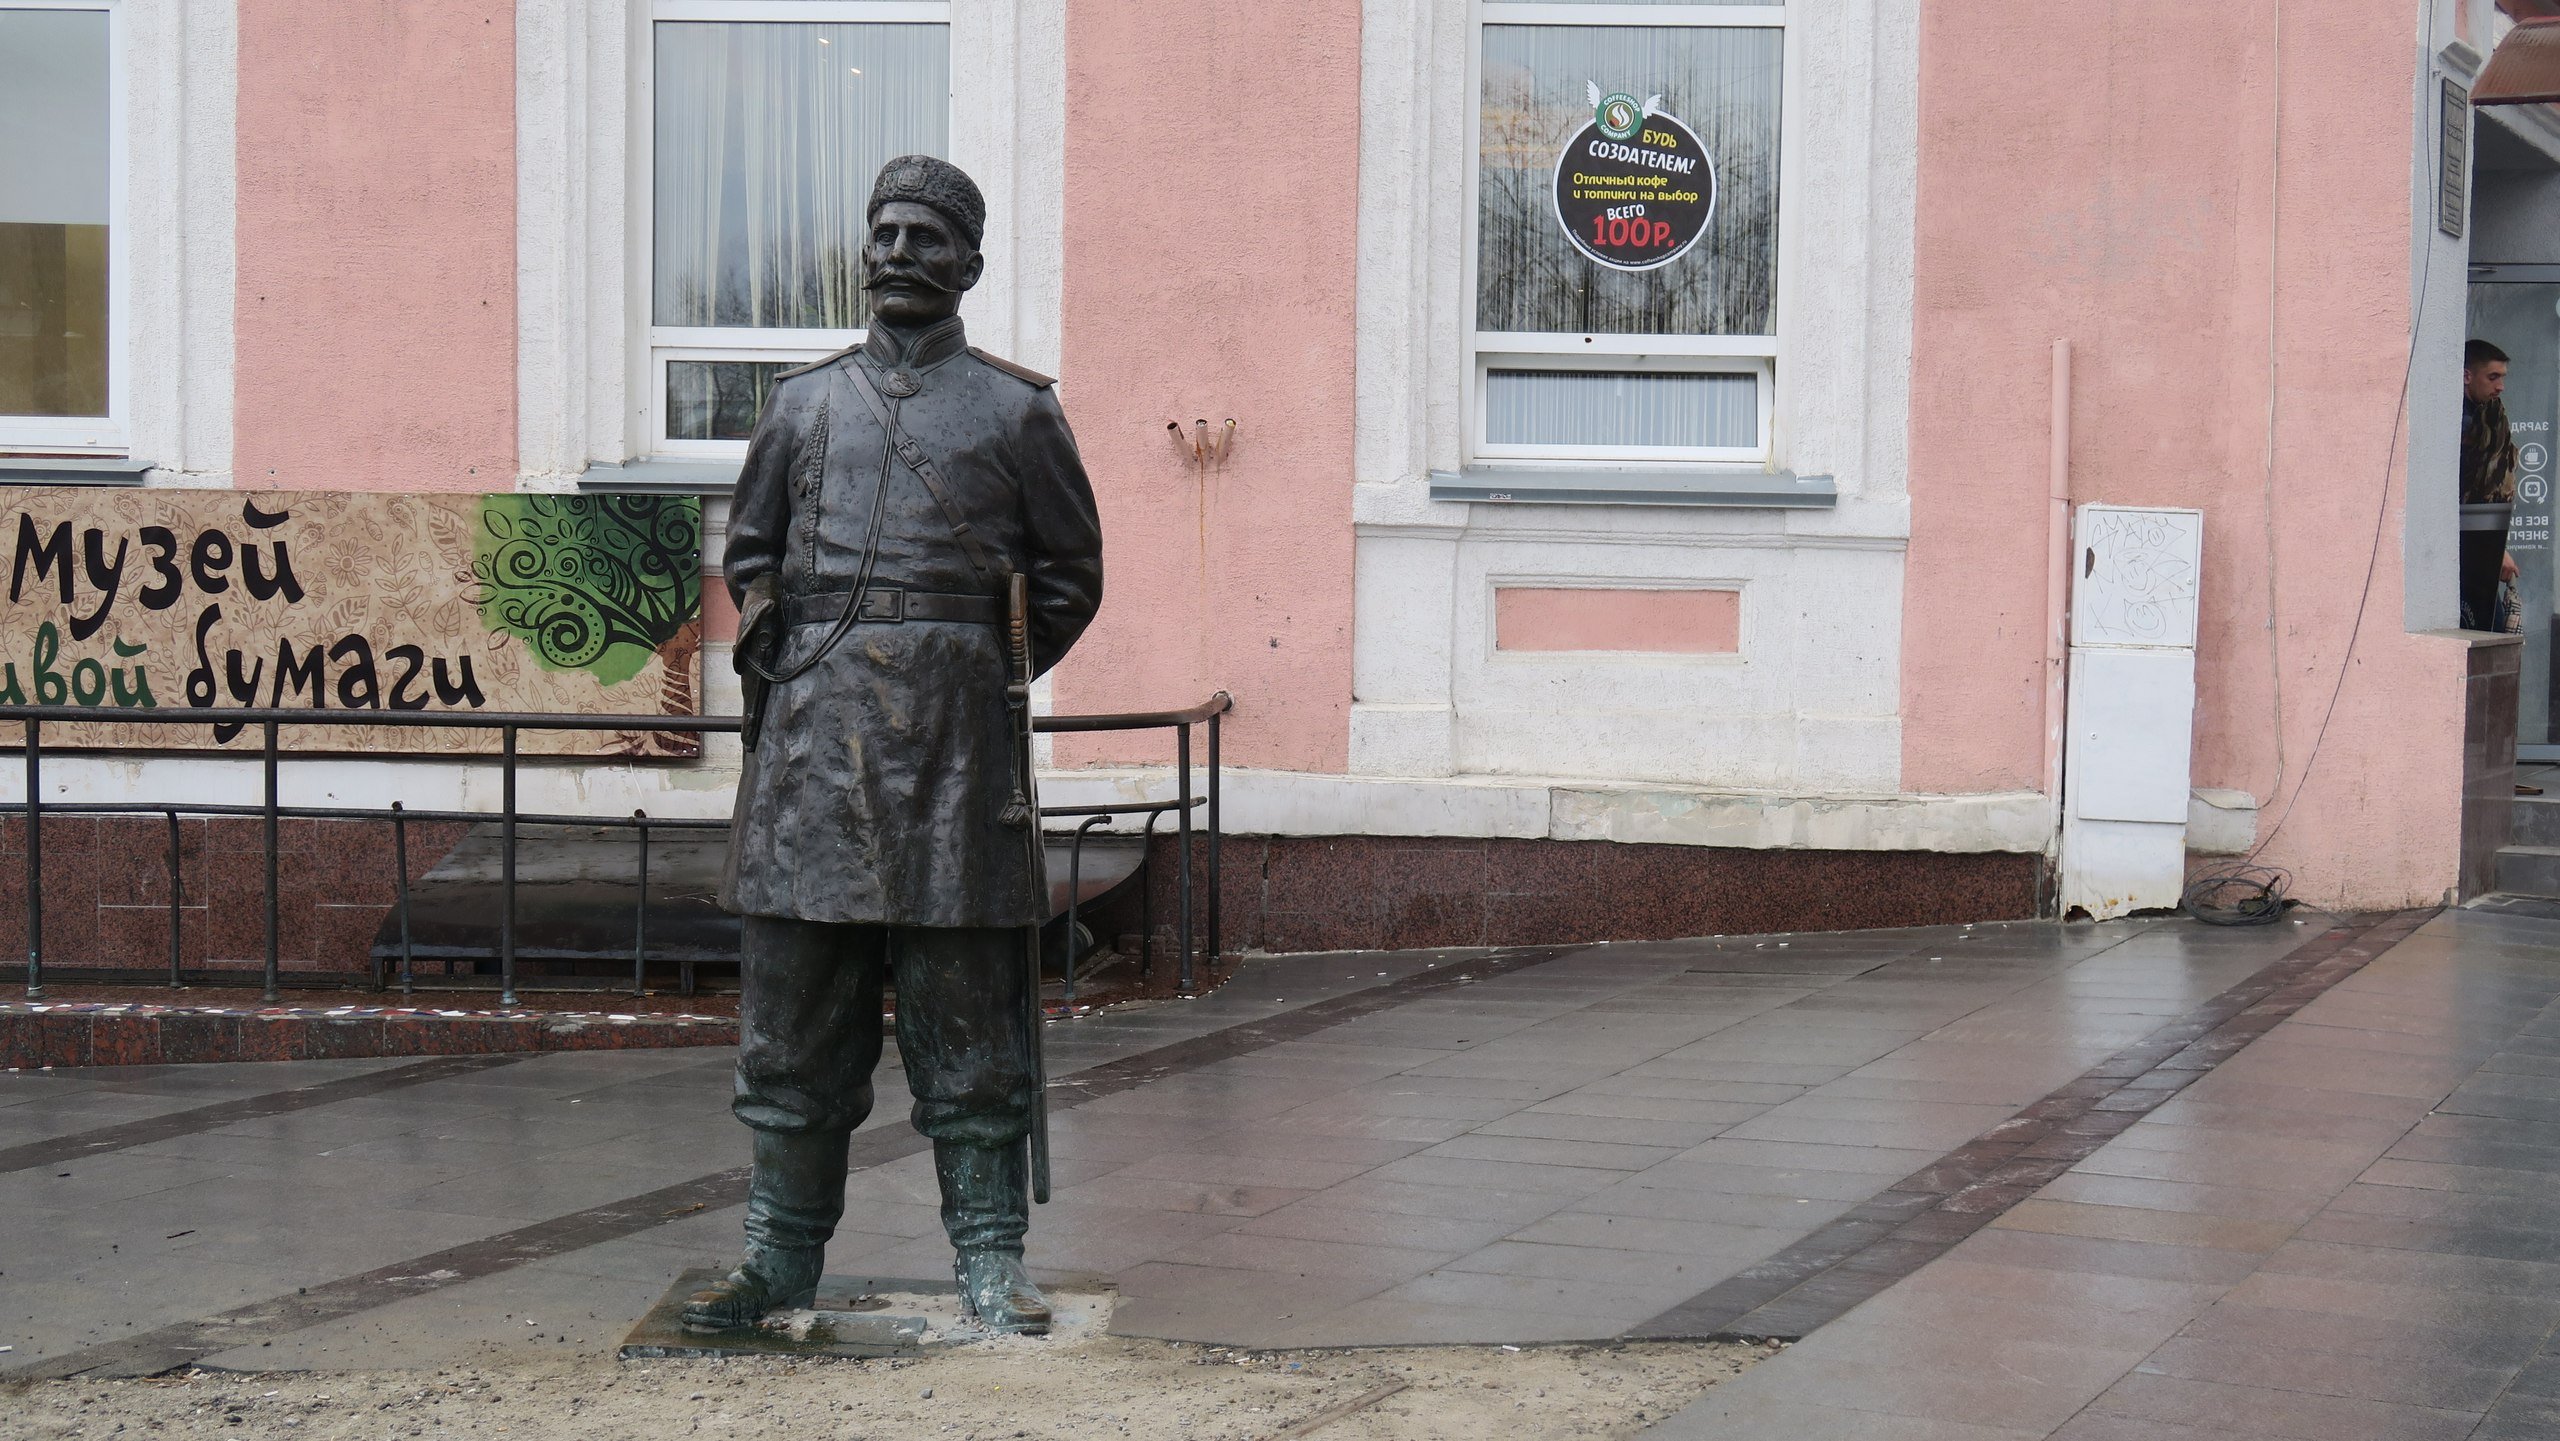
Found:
[864,200,982,326]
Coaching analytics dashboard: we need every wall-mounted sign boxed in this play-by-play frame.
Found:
[1552,82,1717,272]
[2441,77,2470,240]
[0,490,703,757]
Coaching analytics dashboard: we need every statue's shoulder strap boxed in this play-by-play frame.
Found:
[967,347,1056,389]
[777,345,860,381]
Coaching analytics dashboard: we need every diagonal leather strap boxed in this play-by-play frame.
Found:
[840,359,1000,589]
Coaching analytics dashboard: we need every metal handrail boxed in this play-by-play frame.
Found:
[0,705,739,732]
[0,691,1232,734]
[1033,692,1234,732]
[2,693,1229,1006]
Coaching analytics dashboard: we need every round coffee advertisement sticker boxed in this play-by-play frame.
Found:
[1553,85,1717,272]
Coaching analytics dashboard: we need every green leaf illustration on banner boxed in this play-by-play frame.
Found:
[470,495,703,689]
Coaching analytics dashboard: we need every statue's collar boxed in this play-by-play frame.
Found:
[863,316,968,371]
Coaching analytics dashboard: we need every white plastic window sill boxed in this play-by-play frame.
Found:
[577,458,742,494]
[0,458,152,487]
[1430,467,1835,508]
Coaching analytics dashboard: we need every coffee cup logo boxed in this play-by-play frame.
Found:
[1591,84,1652,141]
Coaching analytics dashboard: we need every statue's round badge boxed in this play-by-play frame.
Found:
[881,370,920,398]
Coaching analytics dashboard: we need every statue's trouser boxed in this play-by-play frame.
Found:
[729,915,1036,1273]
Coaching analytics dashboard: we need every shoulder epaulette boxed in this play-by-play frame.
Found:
[967,347,1056,389]
[776,345,859,380]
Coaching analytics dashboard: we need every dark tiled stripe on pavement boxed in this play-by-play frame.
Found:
[18,945,1582,1379]
[1628,907,2439,1343]
[0,1004,740,1071]
[0,1053,532,1176]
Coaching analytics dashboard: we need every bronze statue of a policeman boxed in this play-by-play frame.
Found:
[692,155,1103,1335]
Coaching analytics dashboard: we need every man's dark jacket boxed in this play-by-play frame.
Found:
[719,316,1103,927]
[2465,396,2521,506]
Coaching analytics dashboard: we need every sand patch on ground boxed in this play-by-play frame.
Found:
[3,1333,1770,1439]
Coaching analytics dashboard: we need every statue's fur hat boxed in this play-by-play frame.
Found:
[867,155,986,250]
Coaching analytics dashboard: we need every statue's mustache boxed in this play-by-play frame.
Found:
[864,266,962,294]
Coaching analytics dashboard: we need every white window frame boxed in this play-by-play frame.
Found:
[0,0,127,456]
[1465,0,1786,468]
[638,0,951,458]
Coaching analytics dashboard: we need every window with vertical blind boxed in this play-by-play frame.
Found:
[0,0,120,453]
[646,0,949,456]
[1471,1,1782,465]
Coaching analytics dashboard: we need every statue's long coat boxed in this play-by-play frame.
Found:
[719,316,1104,927]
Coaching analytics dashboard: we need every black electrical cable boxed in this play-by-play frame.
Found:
[2181,861,2292,926]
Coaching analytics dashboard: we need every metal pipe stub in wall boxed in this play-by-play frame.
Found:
[1165,419,1237,465]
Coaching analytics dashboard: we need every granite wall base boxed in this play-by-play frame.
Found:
[1097,834,2048,957]
[0,816,470,979]
[2462,634,2525,900]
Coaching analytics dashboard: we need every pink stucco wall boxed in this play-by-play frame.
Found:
[1050,2,1361,772]
[1900,2,2466,906]
[234,0,517,492]
[1496,588,1740,654]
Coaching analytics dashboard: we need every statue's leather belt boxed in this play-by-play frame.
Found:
[782,586,1003,627]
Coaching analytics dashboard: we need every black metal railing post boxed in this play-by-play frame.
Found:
[1207,702,1222,967]
[500,726,519,1008]
[165,809,183,989]
[1176,721,1194,993]
[631,810,649,997]
[23,717,40,1000]
[1063,813,1112,1006]
[390,801,414,998]
[1139,810,1162,983]
[261,720,280,1004]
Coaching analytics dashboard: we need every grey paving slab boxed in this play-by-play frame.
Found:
[2029,1171,2334,1224]
[1378,1262,1703,1319]
[1567,1178,1863,1229]
[2176,1296,2549,1370]
[1231,1197,1520,1253]
[1113,1148,1380,1190]
[1280,1172,1579,1225]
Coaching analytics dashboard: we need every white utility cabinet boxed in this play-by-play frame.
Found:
[2061,505,2203,919]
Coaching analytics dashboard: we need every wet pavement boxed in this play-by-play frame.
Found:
[1653,903,2560,1439]
[5,905,2554,1437]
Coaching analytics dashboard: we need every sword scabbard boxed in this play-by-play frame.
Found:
[1010,573,1052,1204]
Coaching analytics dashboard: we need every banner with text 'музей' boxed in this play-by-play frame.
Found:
[0,490,704,757]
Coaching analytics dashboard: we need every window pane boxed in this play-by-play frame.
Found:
[0,7,110,419]
[1485,369,1755,449]
[1478,25,1779,337]
[668,360,789,442]
[654,22,949,330]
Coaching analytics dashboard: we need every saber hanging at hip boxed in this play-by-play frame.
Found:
[1006,571,1052,1204]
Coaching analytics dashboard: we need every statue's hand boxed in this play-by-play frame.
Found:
[734,575,782,675]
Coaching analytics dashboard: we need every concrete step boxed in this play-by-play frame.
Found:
[2516,795,2560,848]
[2496,844,2560,898]
[371,823,1151,974]
[2508,793,2560,849]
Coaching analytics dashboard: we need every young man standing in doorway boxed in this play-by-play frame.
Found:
[2464,338,2539,795]
[2464,338,2521,634]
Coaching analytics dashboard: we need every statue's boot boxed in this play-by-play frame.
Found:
[956,1248,1053,1334]
[938,1141,1050,1334]
[682,1129,846,1331]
